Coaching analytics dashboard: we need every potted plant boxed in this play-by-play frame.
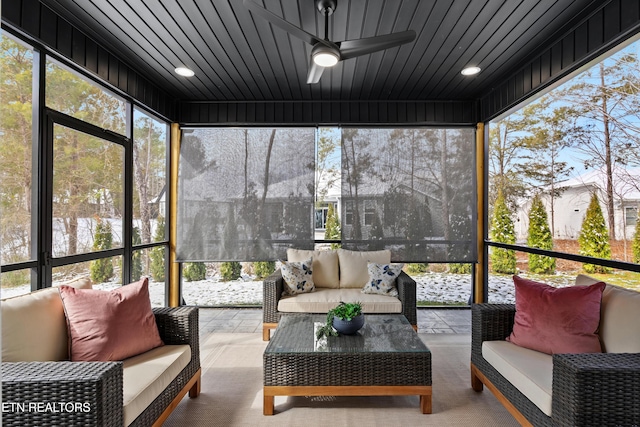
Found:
[316,301,364,339]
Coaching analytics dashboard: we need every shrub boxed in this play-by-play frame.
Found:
[324,203,341,249]
[149,216,165,281]
[633,214,640,263]
[406,263,429,274]
[490,192,516,274]
[90,218,114,283]
[448,263,472,274]
[527,195,556,274]
[220,261,242,281]
[578,193,612,273]
[183,262,206,281]
[253,261,275,279]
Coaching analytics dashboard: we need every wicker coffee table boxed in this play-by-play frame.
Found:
[263,314,431,415]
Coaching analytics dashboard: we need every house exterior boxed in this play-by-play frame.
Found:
[515,167,640,241]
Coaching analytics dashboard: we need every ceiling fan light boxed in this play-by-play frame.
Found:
[461,66,481,76]
[312,44,340,67]
[175,66,195,77]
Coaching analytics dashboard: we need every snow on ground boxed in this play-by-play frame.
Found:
[1,272,580,307]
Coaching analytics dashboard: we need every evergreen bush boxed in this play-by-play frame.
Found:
[448,263,472,274]
[183,262,206,281]
[220,261,242,281]
[406,263,429,274]
[578,193,612,273]
[90,218,114,283]
[633,213,640,263]
[253,261,275,279]
[527,195,556,274]
[149,216,165,281]
[490,192,517,274]
[131,226,143,281]
[324,203,341,249]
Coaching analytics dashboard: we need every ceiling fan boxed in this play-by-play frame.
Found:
[244,0,416,84]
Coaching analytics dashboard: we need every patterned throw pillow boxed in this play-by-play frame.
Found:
[280,258,315,295]
[362,262,404,296]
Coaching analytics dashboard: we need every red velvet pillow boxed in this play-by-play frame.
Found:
[59,278,164,361]
[506,276,606,354]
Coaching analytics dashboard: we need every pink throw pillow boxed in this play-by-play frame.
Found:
[59,278,164,361]
[506,276,605,355]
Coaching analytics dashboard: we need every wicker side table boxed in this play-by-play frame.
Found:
[263,314,431,415]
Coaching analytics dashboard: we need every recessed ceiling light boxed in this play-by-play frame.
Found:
[461,66,481,76]
[175,67,195,77]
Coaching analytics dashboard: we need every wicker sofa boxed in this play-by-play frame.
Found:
[1,285,201,427]
[471,274,640,426]
[262,248,417,340]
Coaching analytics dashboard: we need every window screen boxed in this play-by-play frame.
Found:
[176,128,315,261]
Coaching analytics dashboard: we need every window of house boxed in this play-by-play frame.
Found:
[626,207,638,227]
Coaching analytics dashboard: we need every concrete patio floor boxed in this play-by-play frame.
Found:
[197,307,471,336]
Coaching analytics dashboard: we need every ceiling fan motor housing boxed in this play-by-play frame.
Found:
[316,0,336,16]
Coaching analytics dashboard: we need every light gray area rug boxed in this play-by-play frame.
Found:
[164,333,519,426]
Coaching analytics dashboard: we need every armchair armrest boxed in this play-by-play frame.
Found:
[396,271,417,326]
[471,304,515,364]
[153,306,200,370]
[263,269,284,324]
[552,353,640,426]
[2,361,123,427]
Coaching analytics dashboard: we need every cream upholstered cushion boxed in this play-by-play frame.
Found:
[287,249,339,288]
[337,249,391,288]
[122,344,191,426]
[575,274,640,353]
[1,288,69,362]
[53,276,92,289]
[277,288,401,314]
[483,340,553,416]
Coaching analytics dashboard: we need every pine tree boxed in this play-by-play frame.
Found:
[131,226,143,281]
[527,195,556,274]
[183,262,206,281]
[324,203,341,249]
[633,213,640,263]
[220,262,242,281]
[90,218,114,283]
[578,193,612,273]
[490,192,517,274]
[253,261,275,279]
[149,216,166,281]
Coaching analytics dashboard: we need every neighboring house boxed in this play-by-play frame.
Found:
[515,167,640,241]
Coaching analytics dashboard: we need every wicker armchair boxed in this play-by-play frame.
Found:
[471,303,640,427]
[2,306,201,427]
[263,269,417,340]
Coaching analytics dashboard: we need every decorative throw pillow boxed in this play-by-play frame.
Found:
[59,277,164,361]
[280,258,315,295]
[506,276,606,355]
[362,263,404,296]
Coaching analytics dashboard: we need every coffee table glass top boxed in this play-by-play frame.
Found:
[266,314,429,354]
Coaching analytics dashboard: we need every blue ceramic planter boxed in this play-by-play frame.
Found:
[332,314,365,335]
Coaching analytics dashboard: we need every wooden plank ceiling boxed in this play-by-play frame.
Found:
[39,0,603,102]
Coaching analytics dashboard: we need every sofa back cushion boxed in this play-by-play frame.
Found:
[337,249,391,288]
[576,274,640,353]
[287,249,339,288]
[2,287,69,362]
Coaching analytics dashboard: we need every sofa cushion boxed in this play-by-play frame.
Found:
[280,258,315,295]
[507,276,605,355]
[1,287,68,362]
[483,340,553,416]
[122,344,191,426]
[287,249,339,288]
[53,276,92,289]
[362,262,403,296]
[576,274,640,353]
[277,288,402,313]
[60,278,164,361]
[337,249,391,288]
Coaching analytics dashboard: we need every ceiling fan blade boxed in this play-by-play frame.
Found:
[244,0,332,48]
[338,30,416,60]
[306,60,325,84]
